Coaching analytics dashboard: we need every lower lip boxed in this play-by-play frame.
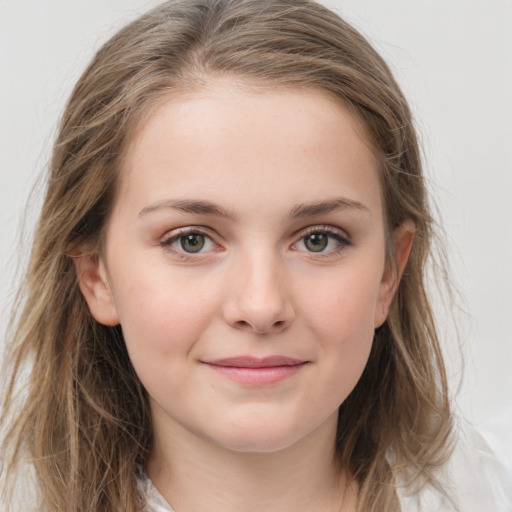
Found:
[205,363,307,385]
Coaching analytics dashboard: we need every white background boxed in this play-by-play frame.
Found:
[1,0,511,423]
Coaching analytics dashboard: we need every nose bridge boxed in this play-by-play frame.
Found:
[224,246,293,333]
[245,247,282,302]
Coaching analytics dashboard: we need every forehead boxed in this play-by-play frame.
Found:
[116,80,382,220]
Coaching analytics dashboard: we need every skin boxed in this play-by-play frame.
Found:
[77,79,414,512]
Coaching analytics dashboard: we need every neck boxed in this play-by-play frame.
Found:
[146,411,357,512]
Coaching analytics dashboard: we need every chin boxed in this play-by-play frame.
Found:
[208,420,311,454]
[220,435,301,454]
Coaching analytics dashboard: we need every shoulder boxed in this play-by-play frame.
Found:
[398,409,512,512]
[0,461,41,512]
[138,469,175,512]
[139,413,512,512]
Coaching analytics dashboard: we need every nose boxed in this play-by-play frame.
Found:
[222,251,295,334]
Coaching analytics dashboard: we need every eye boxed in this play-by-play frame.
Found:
[303,233,329,252]
[293,227,350,254]
[160,229,217,254]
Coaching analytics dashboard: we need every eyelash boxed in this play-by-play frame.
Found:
[159,225,351,259]
[159,227,219,260]
[293,226,351,256]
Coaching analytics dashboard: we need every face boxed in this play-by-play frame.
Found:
[79,80,410,456]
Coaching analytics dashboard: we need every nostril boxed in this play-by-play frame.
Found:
[232,319,287,333]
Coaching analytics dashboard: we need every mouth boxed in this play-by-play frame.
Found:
[202,356,309,386]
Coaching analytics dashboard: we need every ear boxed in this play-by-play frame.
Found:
[72,249,120,326]
[374,220,415,328]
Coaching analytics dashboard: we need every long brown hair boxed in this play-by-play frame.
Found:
[1,1,453,510]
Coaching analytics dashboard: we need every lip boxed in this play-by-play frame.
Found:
[202,356,308,385]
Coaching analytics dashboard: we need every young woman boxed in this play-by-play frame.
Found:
[1,1,510,511]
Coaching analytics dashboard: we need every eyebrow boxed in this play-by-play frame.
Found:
[289,197,370,219]
[138,196,369,220]
[139,199,237,220]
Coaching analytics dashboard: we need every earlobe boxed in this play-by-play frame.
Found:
[72,250,120,326]
[374,220,415,328]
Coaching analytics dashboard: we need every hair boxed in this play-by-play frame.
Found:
[1,1,454,511]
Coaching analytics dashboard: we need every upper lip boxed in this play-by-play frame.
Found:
[204,356,306,368]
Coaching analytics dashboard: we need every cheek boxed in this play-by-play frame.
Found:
[298,266,381,386]
[109,266,221,378]
[301,266,381,339]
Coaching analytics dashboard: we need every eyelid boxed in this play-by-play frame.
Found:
[159,226,221,257]
[297,224,349,239]
[291,224,351,254]
[160,225,214,242]
[158,224,350,258]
